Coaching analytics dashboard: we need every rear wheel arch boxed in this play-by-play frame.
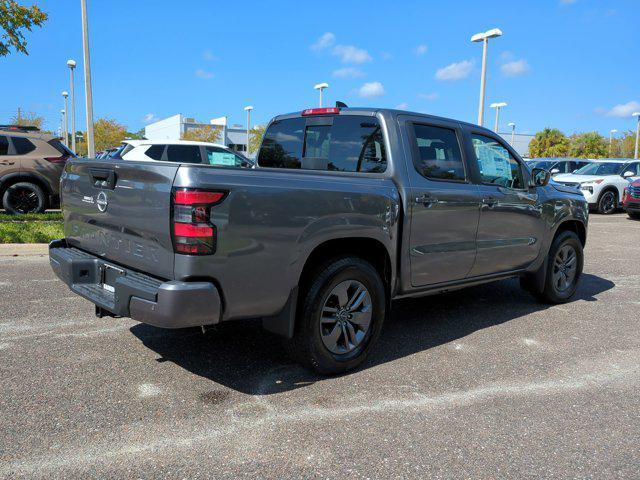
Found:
[0,173,53,199]
[297,237,393,299]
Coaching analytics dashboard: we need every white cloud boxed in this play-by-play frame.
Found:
[332,45,372,64]
[415,44,428,56]
[143,113,159,123]
[203,50,217,61]
[418,92,438,101]
[332,67,365,78]
[195,69,214,79]
[435,60,473,81]
[500,51,514,61]
[604,101,640,118]
[395,102,409,110]
[357,81,385,98]
[381,51,393,61]
[311,32,335,51]
[501,59,531,77]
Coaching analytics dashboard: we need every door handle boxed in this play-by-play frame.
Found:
[414,193,438,207]
[482,196,497,208]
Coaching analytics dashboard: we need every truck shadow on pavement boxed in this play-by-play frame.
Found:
[130,273,614,396]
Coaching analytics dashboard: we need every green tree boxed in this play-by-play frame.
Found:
[125,128,146,140]
[93,118,127,153]
[569,132,608,159]
[248,125,265,154]
[0,1,48,56]
[181,124,222,143]
[528,128,570,158]
[10,109,43,128]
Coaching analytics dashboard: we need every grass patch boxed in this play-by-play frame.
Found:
[0,212,63,222]
[0,221,64,243]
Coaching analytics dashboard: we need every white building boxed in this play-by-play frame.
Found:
[499,132,534,158]
[145,114,251,154]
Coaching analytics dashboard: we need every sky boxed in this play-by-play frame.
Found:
[0,0,638,137]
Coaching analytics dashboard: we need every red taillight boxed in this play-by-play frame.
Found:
[44,155,69,164]
[174,190,225,205]
[172,188,225,255]
[302,107,340,116]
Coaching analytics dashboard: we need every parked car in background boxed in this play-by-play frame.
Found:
[553,159,640,214]
[526,158,592,176]
[120,140,254,168]
[622,179,640,220]
[0,125,75,214]
[50,107,588,374]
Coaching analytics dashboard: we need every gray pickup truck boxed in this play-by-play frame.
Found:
[50,107,588,374]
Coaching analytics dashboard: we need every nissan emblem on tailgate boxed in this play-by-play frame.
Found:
[96,191,108,212]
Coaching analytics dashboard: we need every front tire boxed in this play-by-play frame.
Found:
[285,257,386,375]
[2,182,46,214]
[538,231,584,303]
[597,190,617,215]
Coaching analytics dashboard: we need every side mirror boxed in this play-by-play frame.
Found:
[550,168,560,175]
[622,171,635,179]
[532,168,551,187]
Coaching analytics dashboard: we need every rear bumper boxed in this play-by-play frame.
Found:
[48,240,221,329]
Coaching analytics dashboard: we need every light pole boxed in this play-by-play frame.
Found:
[244,105,253,156]
[80,0,95,157]
[314,82,329,107]
[60,110,65,143]
[632,112,640,160]
[62,91,69,147]
[471,28,502,126]
[67,59,77,152]
[508,122,516,145]
[490,102,507,133]
[609,129,618,155]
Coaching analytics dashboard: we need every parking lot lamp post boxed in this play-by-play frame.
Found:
[609,129,618,155]
[508,122,516,145]
[244,106,253,156]
[633,112,640,159]
[62,92,69,146]
[60,110,65,144]
[67,60,77,152]
[489,102,507,133]
[80,0,95,158]
[314,82,329,107]
[471,28,502,126]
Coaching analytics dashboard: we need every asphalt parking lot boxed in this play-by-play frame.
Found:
[1,214,639,478]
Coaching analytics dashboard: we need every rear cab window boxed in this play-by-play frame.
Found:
[410,124,466,181]
[258,114,387,173]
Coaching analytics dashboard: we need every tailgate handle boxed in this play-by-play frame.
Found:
[90,168,117,190]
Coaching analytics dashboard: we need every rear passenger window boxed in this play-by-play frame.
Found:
[145,145,165,160]
[412,124,465,181]
[258,117,305,168]
[11,137,36,155]
[166,145,202,163]
[0,136,8,155]
[258,115,386,172]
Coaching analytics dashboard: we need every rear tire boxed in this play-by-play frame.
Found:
[284,257,386,375]
[538,231,583,304]
[596,190,617,215]
[2,182,46,214]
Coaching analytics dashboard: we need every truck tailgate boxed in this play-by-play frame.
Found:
[60,158,179,280]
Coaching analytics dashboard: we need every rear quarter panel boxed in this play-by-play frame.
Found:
[173,166,401,320]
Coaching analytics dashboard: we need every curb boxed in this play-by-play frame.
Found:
[0,244,49,257]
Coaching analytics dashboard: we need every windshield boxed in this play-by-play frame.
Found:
[573,162,624,176]
[528,160,555,170]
